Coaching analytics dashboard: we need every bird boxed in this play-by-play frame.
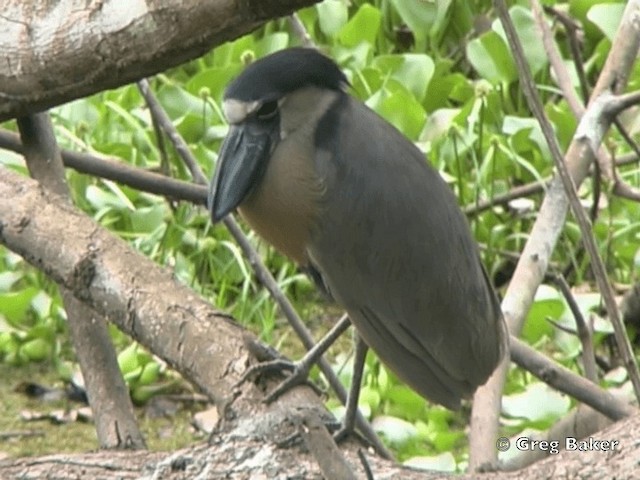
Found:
[208,47,507,415]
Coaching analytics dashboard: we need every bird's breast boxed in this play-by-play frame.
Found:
[238,137,324,266]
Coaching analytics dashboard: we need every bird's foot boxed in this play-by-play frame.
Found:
[235,357,323,403]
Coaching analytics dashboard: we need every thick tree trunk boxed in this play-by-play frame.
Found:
[0,0,319,122]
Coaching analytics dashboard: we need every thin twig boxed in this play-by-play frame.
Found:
[544,5,590,101]
[137,78,208,185]
[552,274,598,382]
[613,118,640,163]
[532,1,583,116]
[604,90,640,116]
[288,14,314,47]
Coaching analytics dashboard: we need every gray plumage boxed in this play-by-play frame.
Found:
[209,48,507,410]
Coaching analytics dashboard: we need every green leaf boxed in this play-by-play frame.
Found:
[385,385,426,421]
[0,271,22,291]
[130,205,167,234]
[254,33,290,57]
[522,285,565,343]
[19,337,51,362]
[502,383,571,424]
[493,6,548,76]
[466,31,516,84]
[118,343,140,374]
[389,0,438,46]
[0,287,39,325]
[54,98,100,127]
[371,415,418,446]
[372,54,435,102]
[587,3,625,42]
[503,115,552,162]
[317,0,348,38]
[85,185,128,211]
[338,4,381,47]
[187,65,244,105]
[554,293,614,334]
[366,83,426,140]
[157,85,206,120]
[359,385,381,412]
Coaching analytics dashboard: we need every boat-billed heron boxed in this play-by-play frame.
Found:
[208,48,507,415]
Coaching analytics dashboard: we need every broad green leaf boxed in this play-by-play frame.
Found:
[503,115,552,162]
[372,415,418,446]
[466,31,516,84]
[366,83,426,140]
[385,385,426,421]
[130,205,167,234]
[0,287,39,325]
[187,65,244,105]
[546,101,578,151]
[19,337,51,362]
[570,0,621,40]
[587,3,625,42]
[493,6,548,76]
[553,328,582,358]
[522,284,565,343]
[254,33,290,57]
[30,291,52,320]
[359,385,381,412]
[338,4,381,47]
[317,0,348,38]
[389,0,437,46]
[157,85,206,120]
[85,185,129,211]
[210,36,256,68]
[553,293,614,334]
[502,383,571,424]
[420,108,459,143]
[372,54,435,102]
[54,98,100,127]
[0,272,22,292]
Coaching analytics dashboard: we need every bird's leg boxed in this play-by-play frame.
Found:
[334,335,368,442]
[238,315,352,403]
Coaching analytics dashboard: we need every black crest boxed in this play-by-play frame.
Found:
[225,48,348,102]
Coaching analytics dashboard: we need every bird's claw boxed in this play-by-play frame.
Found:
[235,358,323,403]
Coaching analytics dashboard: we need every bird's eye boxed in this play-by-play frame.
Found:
[256,101,278,120]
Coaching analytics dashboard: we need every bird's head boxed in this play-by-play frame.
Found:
[208,48,348,222]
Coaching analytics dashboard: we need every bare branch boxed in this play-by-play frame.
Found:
[604,90,640,117]
[0,0,320,121]
[288,14,314,47]
[137,78,208,185]
[510,337,634,420]
[532,0,583,117]
[552,274,598,383]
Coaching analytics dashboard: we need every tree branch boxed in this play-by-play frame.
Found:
[0,0,321,122]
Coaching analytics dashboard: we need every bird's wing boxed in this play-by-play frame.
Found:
[309,95,506,408]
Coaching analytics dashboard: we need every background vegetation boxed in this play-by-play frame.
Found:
[0,0,637,472]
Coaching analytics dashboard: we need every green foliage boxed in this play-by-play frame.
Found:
[1,0,638,466]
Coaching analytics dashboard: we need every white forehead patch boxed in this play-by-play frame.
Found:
[223,99,260,124]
